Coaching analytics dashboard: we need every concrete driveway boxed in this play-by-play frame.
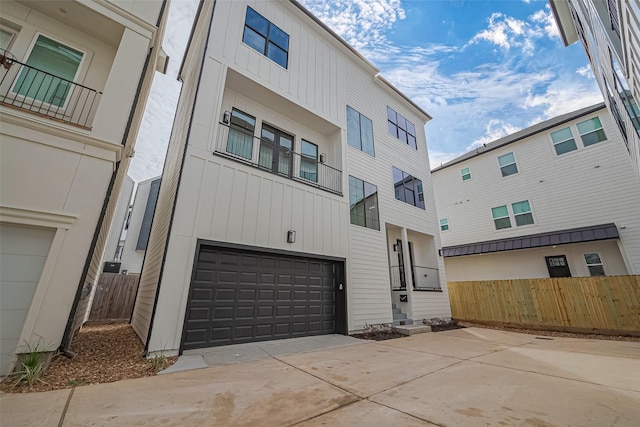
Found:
[2,327,639,426]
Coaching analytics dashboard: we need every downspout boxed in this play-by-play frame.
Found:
[143,0,216,356]
[58,0,169,357]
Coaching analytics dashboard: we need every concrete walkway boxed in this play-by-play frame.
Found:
[1,327,639,426]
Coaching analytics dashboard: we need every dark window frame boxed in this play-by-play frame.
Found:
[387,107,417,149]
[392,167,425,209]
[349,175,380,230]
[242,7,289,69]
[347,105,375,156]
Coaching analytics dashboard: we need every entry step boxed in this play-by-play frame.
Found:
[395,324,432,336]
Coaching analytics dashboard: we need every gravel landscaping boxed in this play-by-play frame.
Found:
[1,323,176,393]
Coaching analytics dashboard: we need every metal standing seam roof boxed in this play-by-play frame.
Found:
[441,223,619,258]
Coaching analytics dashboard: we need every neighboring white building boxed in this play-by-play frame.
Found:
[432,103,640,282]
[132,0,450,356]
[550,0,640,178]
[0,0,168,375]
[102,175,135,271]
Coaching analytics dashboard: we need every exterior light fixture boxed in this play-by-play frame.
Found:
[319,153,326,163]
[287,230,296,243]
[393,243,398,252]
[223,110,231,124]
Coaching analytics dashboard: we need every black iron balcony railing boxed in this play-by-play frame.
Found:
[214,122,342,195]
[390,265,441,291]
[0,49,101,128]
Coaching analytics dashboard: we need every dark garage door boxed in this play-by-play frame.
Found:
[182,244,345,350]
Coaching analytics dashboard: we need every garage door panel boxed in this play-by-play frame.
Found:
[183,246,340,350]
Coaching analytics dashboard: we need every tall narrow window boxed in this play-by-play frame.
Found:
[492,205,511,230]
[550,127,578,155]
[347,106,374,156]
[300,140,318,182]
[440,218,449,231]
[577,117,607,146]
[242,7,289,68]
[227,108,256,160]
[498,152,518,177]
[387,107,417,149]
[349,176,379,230]
[584,253,605,276]
[13,35,83,107]
[1,27,16,50]
[461,167,472,181]
[512,200,534,226]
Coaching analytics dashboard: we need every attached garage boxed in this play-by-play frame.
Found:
[181,242,347,351]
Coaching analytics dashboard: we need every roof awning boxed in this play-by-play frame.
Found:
[442,223,619,258]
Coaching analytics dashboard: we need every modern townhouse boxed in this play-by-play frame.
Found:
[432,103,640,281]
[0,0,168,375]
[132,0,450,356]
[550,0,640,179]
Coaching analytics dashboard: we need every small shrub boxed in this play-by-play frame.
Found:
[147,352,169,372]
[11,341,49,387]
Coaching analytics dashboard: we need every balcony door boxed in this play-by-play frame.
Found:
[259,124,293,177]
[396,239,416,289]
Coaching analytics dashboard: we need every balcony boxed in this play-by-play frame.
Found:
[214,122,343,195]
[0,49,101,129]
[390,265,441,291]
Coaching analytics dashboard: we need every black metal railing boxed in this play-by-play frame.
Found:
[391,265,440,291]
[412,266,441,291]
[215,122,342,194]
[0,49,101,128]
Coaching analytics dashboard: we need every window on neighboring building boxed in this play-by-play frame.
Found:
[13,34,84,107]
[498,152,518,177]
[387,107,417,149]
[227,108,256,159]
[0,27,16,50]
[492,205,511,230]
[392,167,425,209]
[347,106,375,156]
[242,7,289,68]
[550,127,578,155]
[461,167,472,181]
[349,176,379,230]
[584,253,605,276]
[611,50,640,135]
[512,200,534,226]
[577,117,606,146]
[440,218,449,231]
[300,140,318,182]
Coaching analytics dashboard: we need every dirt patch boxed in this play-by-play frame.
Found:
[1,322,177,393]
[457,321,640,342]
[352,324,405,341]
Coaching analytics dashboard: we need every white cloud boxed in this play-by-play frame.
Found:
[299,0,405,48]
[576,65,593,78]
[468,120,521,149]
[524,78,604,119]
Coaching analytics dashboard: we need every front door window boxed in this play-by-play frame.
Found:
[259,124,293,176]
[545,255,571,278]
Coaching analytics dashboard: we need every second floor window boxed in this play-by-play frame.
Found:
[349,176,379,230]
[387,107,417,149]
[550,127,578,155]
[243,7,289,68]
[14,34,83,107]
[227,108,256,160]
[300,140,318,182]
[461,167,472,181]
[577,117,607,146]
[498,152,518,177]
[347,106,375,156]
[392,167,425,209]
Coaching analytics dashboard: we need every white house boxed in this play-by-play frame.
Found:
[132,0,451,356]
[0,0,168,375]
[550,0,640,179]
[432,103,640,281]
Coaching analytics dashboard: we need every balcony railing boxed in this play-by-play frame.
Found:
[214,122,342,195]
[0,49,101,128]
[390,265,441,291]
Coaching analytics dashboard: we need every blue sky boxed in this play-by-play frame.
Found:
[129,0,603,180]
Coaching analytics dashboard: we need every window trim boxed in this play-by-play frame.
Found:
[13,32,87,110]
[511,200,535,227]
[440,218,449,232]
[349,175,380,231]
[584,252,605,276]
[387,106,417,149]
[576,116,607,147]
[0,23,18,51]
[491,205,512,230]
[497,152,519,178]
[550,126,578,156]
[242,6,290,69]
[460,167,472,181]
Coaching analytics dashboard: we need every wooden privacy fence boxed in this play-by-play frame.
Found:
[89,273,139,322]
[448,276,640,334]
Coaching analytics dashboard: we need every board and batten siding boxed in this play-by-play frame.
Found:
[343,59,450,329]
[433,107,640,275]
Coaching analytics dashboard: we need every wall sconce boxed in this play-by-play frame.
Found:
[438,249,442,257]
[287,230,296,243]
[223,110,231,124]
[393,244,398,252]
[319,153,326,163]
